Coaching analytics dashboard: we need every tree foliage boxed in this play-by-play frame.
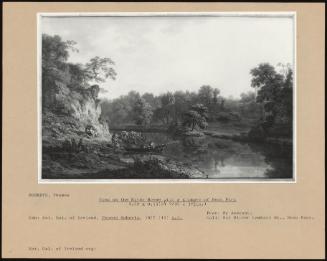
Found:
[250,63,293,135]
[154,92,176,125]
[42,34,116,89]
[84,56,117,83]
[183,104,208,131]
[133,97,153,127]
[42,34,78,84]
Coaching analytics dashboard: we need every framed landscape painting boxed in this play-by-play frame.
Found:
[39,12,295,182]
[2,3,325,259]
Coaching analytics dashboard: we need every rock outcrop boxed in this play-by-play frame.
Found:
[42,80,111,143]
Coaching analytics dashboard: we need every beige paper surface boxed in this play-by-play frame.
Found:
[2,2,325,259]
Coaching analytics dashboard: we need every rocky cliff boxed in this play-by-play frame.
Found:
[42,80,111,146]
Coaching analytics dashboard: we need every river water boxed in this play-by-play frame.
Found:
[142,132,293,179]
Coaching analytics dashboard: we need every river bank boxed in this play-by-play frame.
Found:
[42,137,204,179]
[43,122,293,179]
[203,130,292,147]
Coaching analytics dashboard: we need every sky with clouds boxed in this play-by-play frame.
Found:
[41,15,294,99]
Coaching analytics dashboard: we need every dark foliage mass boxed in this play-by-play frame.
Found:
[42,34,116,95]
[250,63,293,137]
[101,86,258,129]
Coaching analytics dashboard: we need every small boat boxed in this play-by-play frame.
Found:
[125,144,167,153]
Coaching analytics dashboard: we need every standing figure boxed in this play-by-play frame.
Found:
[111,133,120,150]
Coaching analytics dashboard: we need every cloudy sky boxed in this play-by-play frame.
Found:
[41,14,294,99]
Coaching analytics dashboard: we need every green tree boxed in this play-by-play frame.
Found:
[42,34,78,84]
[250,63,284,102]
[84,56,117,83]
[42,34,117,89]
[275,66,293,126]
[133,97,153,127]
[213,88,220,104]
[239,91,260,117]
[142,93,161,109]
[240,91,256,103]
[100,91,142,127]
[250,63,293,136]
[198,85,214,107]
[172,91,190,125]
[157,92,175,125]
[183,104,208,131]
[66,63,87,87]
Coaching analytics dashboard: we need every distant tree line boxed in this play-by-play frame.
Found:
[100,85,262,130]
[101,63,293,137]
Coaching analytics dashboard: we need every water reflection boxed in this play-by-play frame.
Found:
[248,142,293,179]
[143,132,293,179]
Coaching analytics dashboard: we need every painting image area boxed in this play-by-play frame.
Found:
[40,14,295,181]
